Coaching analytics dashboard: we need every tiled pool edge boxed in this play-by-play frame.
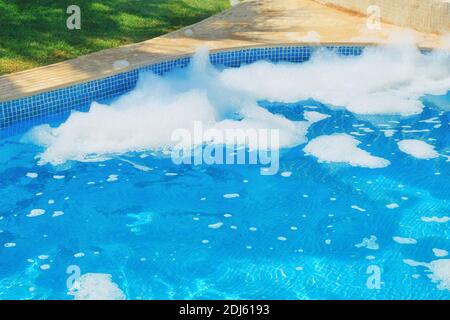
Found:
[0,45,365,132]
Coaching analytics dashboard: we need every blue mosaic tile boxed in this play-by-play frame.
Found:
[0,46,365,131]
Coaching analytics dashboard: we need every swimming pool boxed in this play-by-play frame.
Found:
[0,45,449,300]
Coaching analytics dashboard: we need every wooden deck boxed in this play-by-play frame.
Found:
[0,0,446,102]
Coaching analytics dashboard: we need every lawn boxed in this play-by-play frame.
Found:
[0,0,230,75]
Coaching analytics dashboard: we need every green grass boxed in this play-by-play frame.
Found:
[0,0,230,75]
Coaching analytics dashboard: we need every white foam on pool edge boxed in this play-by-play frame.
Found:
[28,49,311,166]
[220,44,450,116]
[397,139,439,159]
[27,44,450,166]
[303,134,390,169]
[69,273,125,300]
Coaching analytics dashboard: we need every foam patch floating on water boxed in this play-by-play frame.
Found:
[355,235,379,250]
[223,193,240,199]
[69,273,125,300]
[433,249,449,258]
[403,259,450,292]
[386,203,399,209]
[397,139,439,159]
[303,134,390,168]
[393,236,417,245]
[27,209,46,218]
[421,216,450,223]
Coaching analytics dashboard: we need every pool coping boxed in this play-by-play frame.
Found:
[0,0,447,104]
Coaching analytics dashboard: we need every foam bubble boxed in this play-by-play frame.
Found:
[106,174,118,182]
[26,172,38,179]
[70,273,125,300]
[393,236,417,245]
[27,209,46,218]
[421,216,450,223]
[398,139,439,159]
[304,134,390,168]
[355,235,379,250]
[223,193,240,199]
[351,205,366,212]
[281,171,292,177]
[208,222,223,229]
[433,249,449,258]
[386,203,399,209]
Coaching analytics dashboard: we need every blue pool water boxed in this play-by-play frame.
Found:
[0,50,449,300]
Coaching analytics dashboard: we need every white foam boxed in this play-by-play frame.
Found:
[303,134,390,168]
[351,205,366,212]
[433,248,449,258]
[27,209,46,218]
[355,235,379,250]
[106,174,118,182]
[428,259,450,291]
[393,236,417,245]
[29,49,310,165]
[28,44,450,165]
[26,172,38,179]
[386,203,399,209]
[403,258,450,291]
[220,45,450,116]
[398,139,439,159]
[208,222,223,229]
[421,216,450,223]
[70,273,125,300]
[281,171,292,177]
[223,193,239,199]
[4,242,16,248]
